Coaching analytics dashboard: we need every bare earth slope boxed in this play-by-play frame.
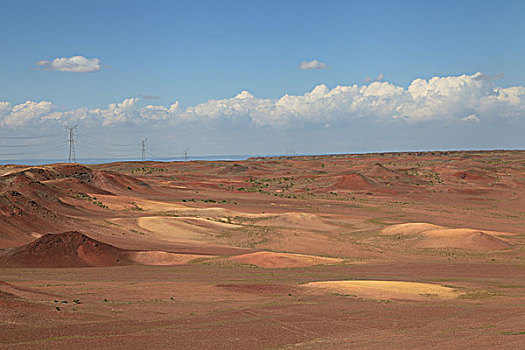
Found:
[0,150,524,349]
[0,231,130,268]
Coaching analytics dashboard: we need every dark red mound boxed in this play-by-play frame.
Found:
[452,169,491,182]
[0,231,132,268]
[333,173,379,190]
[368,163,426,186]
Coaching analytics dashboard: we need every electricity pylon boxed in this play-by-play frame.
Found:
[66,125,77,163]
[141,139,147,161]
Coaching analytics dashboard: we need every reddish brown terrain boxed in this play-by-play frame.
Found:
[1,150,524,349]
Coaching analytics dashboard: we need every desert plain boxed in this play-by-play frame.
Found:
[0,150,524,349]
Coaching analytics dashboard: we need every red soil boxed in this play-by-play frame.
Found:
[451,169,491,181]
[0,150,524,349]
[333,173,378,190]
[0,231,131,268]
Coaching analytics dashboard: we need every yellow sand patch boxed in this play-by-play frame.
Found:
[253,212,338,231]
[87,195,188,211]
[128,251,213,265]
[225,251,343,268]
[136,216,240,244]
[182,217,242,229]
[303,280,462,301]
[30,232,42,239]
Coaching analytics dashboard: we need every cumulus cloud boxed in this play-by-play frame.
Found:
[0,101,54,127]
[1,73,524,130]
[298,59,327,70]
[36,56,101,73]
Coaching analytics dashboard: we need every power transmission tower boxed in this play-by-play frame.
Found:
[183,148,189,161]
[66,125,77,163]
[141,139,147,161]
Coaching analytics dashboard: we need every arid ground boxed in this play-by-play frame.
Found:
[1,150,524,349]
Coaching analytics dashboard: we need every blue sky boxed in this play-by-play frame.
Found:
[0,1,524,159]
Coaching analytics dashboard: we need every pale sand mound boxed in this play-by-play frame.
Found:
[129,251,213,265]
[303,280,462,301]
[382,223,512,251]
[418,229,511,251]
[80,195,188,211]
[254,212,337,230]
[381,223,445,235]
[226,251,343,268]
[137,216,240,243]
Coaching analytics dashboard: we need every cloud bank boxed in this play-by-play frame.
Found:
[36,56,101,73]
[298,59,327,70]
[1,73,524,130]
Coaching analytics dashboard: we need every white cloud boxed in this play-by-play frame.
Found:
[463,114,480,122]
[0,101,54,127]
[36,56,101,73]
[298,59,327,70]
[1,73,524,130]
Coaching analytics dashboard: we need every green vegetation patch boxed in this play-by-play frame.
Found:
[73,193,109,209]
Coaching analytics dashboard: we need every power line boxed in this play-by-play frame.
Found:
[0,127,190,162]
[78,133,137,148]
[0,132,64,140]
[0,145,66,156]
[76,138,138,156]
[75,139,138,158]
[0,141,65,148]
[145,144,175,158]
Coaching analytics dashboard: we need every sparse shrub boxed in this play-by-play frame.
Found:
[130,202,144,211]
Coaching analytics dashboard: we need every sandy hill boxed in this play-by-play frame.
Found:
[0,231,215,268]
[0,231,131,268]
[0,163,158,247]
[416,229,512,251]
[381,223,512,251]
[254,212,337,231]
